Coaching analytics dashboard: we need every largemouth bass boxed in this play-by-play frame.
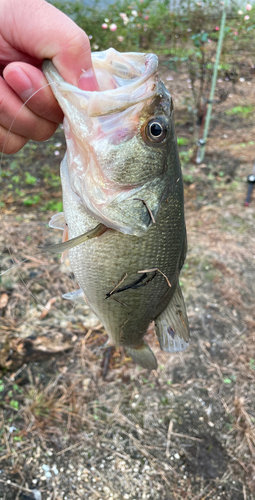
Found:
[43,49,189,370]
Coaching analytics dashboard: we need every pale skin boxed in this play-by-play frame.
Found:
[0,0,98,154]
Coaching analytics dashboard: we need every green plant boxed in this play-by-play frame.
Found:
[44,172,61,187]
[10,399,19,410]
[226,106,254,118]
[177,137,189,146]
[223,378,232,384]
[12,175,20,184]
[23,194,42,206]
[249,358,255,370]
[41,200,63,212]
[25,172,37,185]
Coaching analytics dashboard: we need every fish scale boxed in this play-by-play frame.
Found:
[43,49,190,369]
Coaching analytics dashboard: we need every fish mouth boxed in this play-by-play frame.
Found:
[43,50,171,236]
[43,49,158,117]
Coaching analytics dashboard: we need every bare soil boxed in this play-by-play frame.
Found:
[0,60,254,500]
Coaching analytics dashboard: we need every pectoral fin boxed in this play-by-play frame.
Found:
[155,282,190,352]
[126,342,158,370]
[49,212,66,230]
[41,223,107,254]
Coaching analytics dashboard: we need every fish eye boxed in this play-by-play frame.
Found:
[145,118,167,144]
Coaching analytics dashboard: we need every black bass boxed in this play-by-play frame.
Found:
[43,48,189,370]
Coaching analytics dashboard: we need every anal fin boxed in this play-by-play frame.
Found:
[155,282,190,353]
[126,341,158,370]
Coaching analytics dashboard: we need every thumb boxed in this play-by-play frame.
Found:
[5,0,99,90]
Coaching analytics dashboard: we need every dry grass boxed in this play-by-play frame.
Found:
[0,63,255,499]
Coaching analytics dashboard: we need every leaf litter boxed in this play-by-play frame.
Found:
[0,63,255,500]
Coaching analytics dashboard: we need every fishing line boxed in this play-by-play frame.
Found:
[0,81,66,313]
[0,82,52,169]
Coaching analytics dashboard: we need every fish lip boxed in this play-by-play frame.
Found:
[43,50,159,116]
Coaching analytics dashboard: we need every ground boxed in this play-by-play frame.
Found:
[0,58,254,500]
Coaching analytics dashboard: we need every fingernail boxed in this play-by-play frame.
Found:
[8,67,34,102]
[78,68,100,91]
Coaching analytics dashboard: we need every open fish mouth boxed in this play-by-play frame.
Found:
[43,49,175,236]
[45,49,159,116]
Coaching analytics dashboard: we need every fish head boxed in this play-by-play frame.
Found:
[43,49,181,235]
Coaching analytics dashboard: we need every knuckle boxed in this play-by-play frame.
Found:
[0,134,27,154]
[0,92,7,117]
[71,30,90,50]
[64,30,91,59]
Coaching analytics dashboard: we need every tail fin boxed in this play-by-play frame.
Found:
[155,282,190,352]
[126,342,158,370]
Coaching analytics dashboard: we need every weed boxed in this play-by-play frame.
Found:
[12,175,20,184]
[223,378,232,384]
[41,200,63,212]
[179,151,192,164]
[10,160,19,170]
[15,188,26,197]
[10,400,19,410]
[249,358,255,371]
[177,137,189,146]
[226,105,254,118]
[183,174,194,184]
[23,195,41,206]
[0,170,11,178]
[24,172,37,185]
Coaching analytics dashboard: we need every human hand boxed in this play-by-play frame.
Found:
[0,0,98,154]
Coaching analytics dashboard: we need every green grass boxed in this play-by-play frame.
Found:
[177,137,190,146]
[226,106,254,118]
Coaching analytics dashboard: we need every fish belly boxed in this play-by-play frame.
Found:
[61,156,185,349]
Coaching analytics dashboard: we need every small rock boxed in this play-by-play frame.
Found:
[33,491,42,500]
[42,464,50,472]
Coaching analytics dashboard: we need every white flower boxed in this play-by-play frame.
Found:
[131,10,138,17]
[110,23,117,32]
[120,12,129,25]
[238,10,243,14]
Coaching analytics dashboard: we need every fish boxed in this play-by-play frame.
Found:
[42,48,190,370]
